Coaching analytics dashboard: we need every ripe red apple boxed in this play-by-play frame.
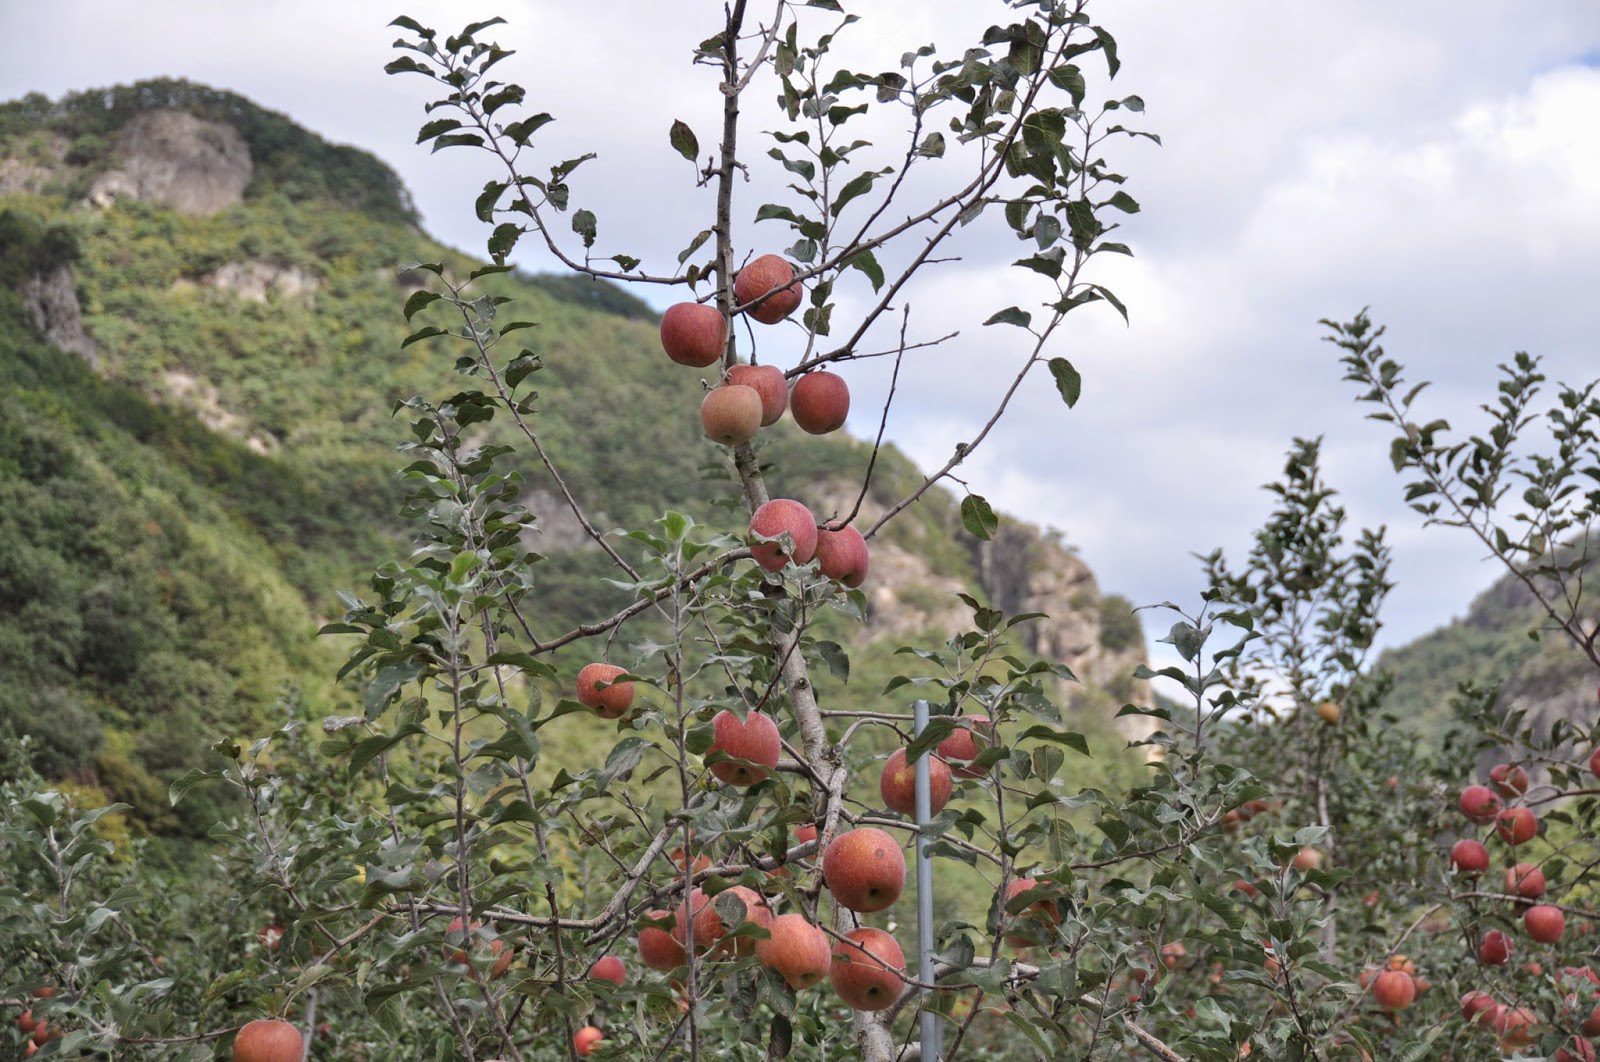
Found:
[937,715,993,778]
[878,748,952,817]
[1591,747,1600,778]
[829,927,905,1011]
[749,499,819,572]
[1490,763,1530,797]
[1449,839,1489,875]
[1003,878,1061,947]
[794,822,819,845]
[444,917,513,979]
[1479,929,1512,966]
[1372,969,1415,1011]
[674,885,770,955]
[756,913,831,989]
[790,371,850,434]
[707,709,781,786]
[1460,990,1498,1025]
[1458,784,1502,824]
[823,827,906,912]
[1556,1038,1598,1062]
[1496,806,1538,846]
[1231,879,1260,898]
[1494,1005,1536,1050]
[590,955,626,985]
[1584,1003,1600,1038]
[1291,847,1322,872]
[17,1010,36,1035]
[637,909,686,971]
[701,384,763,446]
[574,1026,605,1056]
[1160,941,1188,970]
[1315,701,1341,724]
[660,302,726,366]
[815,525,869,587]
[734,255,802,324]
[577,662,634,718]
[1507,862,1546,899]
[1525,904,1566,943]
[233,1019,305,1062]
[727,364,787,426]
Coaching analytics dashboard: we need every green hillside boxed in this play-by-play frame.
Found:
[0,82,1149,834]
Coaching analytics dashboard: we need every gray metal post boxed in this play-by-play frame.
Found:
[913,699,941,1060]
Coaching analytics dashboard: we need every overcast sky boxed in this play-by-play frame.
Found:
[4,2,1599,666]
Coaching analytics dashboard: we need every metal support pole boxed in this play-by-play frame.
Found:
[913,699,941,1061]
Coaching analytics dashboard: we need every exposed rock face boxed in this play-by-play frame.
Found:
[0,134,67,195]
[172,261,319,303]
[21,264,98,366]
[87,110,251,216]
[159,370,277,454]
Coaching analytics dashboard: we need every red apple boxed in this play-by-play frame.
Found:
[1496,806,1538,846]
[794,823,818,845]
[937,716,993,778]
[1449,839,1489,875]
[577,662,634,718]
[1460,990,1498,1025]
[1372,969,1415,1011]
[1490,763,1530,797]
[1584,1003,1600,1038]
[1506,862,1546,899]
[823,827,905,912]
[637,909,686,972]
[1479,929,1512,966]
[727,364,787,426]
[1003,877,1061,947]
[661,302,726,367]
[790,371,850,434]
[589,955,626,985]
[1459,784,1502,824]
[707,709,781,786]
[258,923,284,950]
[233,1019,305,1062]
[815,525,869,587]
[701,384,763,446]
[749,499,819,572]
[444,916,513,979]
[878,748,952,817]
[1291,847,1322,872]
[756,913,831,989]
[1591,746,1600,778]
[1556,1038,1597,1062]
[1525,904,1566,943]
[673,885,770,955]
[829,927,905,1011]
[1494,1005,1536,1050]
[574,1026,605,1056]
[734,255,802,324]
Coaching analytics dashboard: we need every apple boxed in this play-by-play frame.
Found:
[1315,701,1340,724]
[1496,806,1538,846]
[1231,879,1261,898]
[637,909,686,972]
[1479,929,1512,966]
[590,955,626,985]
[1494,1005,1536,1050]
[1458,784,1501,824]
[749,499,819,572]
[1490,763,1530,797]
[1506,862,1546,899]
[660,302,726,367]
[878,748,952,817]
[790,371,850,434]
[829,927,905,1011]
[727,364,787,425]
[815,525,870,588]
[1372,969,1415,1011]
[756,913,831,989]
[823,827,906,912]
[574,1026,605,1056]
[673,885,770,955]
[1591,746,1600,778]
[1525,904,1566,943]
[1449,839,1489,875]
[733,255,802,324]
[233,1019,305,1062]
[1557,1038,1598,1062]
[445,916,513,979]
[1584,1004,1600,1038]
[1291,846,1322,872]
[669,846,710,875]
[701,384,763,446]
[259,923,284,950]
[794,823,818,845]
[707,709,781,786]
[1002,878,1061,947]
[1159,942,1188,970]
[1459,989,1498,1025]
[937,716,993,778]
[577,662,634,718]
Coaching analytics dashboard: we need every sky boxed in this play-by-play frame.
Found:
[3,1,1599,666]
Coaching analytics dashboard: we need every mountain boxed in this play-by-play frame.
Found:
[0,80,1149,832]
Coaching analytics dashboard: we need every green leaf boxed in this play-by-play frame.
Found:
[403,290,440,321]
[960,494,999,540]
[846,250,884,292]
[488,223,522,263]
[402,326,447,349]
[168,768,221,807]
[831,171,879,214]
[572,209,597,248]
[984,307,1032,329]
[1047,357,1081,408]
[669,119,700,162]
